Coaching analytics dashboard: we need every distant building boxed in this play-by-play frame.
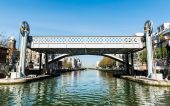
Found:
[0,47,8,64]
[157,23,170,66]
[26,48,40,67]
[96,61,100,68]
[74,57,82,68]
[6,36,18,64]
[62,57,82,69]
[157,23,170,33]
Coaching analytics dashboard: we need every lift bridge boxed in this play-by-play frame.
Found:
[28,36,144,63]
[17,21,154,78]
[29,36,143,54]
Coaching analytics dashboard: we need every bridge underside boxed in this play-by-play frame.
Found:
[30,48,143,54]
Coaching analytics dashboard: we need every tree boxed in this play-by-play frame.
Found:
[67,62,72,69]
[153,43,167,59]
[98,57,116,69]
[139,49,147,64]
[153,47,161,59]
[139,44,167,65]
[161,43,167,59]
[0,34,8,47]
[63,59,68,69]
[63,58,72,69]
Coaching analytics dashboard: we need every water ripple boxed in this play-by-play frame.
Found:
[1,70,170,105]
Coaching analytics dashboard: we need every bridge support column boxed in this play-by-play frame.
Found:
[45,53,49,74]
[39,53,42,74]
[144,20,153,78]
[131,53,134,75]
[125,54,129,75]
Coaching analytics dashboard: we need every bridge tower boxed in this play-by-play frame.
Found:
[144,20,153,78]
[18,21,30,77]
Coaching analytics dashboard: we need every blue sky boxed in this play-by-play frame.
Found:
[0,0,170,67]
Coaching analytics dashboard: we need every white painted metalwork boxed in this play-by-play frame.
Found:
[30,36,144,54]
[18,21,30,77]
[144,20,153,78]
[103,54,124,63]
[48,54,125,64]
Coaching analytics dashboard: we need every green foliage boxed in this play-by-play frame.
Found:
[98,57,116,69]
[63,59,72,69]
[67,62,72,69]
[139,44,167,64]
[153,47,161,59]
[161,43,167,58]
[153,43,167,59]
[139,49,147,64]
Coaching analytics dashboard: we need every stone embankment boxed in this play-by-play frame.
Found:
[0,69,85,85]
[0,75,52,84]
[121,76,170,87]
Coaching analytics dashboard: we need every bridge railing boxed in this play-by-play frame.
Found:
[30,36,144,49]
[31,36,142,44]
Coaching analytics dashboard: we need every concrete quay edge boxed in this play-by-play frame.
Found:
[121,76,170,87]
[0,75,53,85]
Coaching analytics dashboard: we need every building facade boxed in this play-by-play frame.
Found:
[157,23,170,33]
[0,47,7,64]
[26,48,40,68]
[6,36,17,64]
[62,57,82,69]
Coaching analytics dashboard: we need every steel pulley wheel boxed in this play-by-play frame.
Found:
[144,20,153,36]
[20,21,30,36]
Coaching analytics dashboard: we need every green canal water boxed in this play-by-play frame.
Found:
[0,70,170,106]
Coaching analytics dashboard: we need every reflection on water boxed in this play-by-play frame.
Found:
[0,70,170,106]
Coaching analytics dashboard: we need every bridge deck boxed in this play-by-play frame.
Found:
[29,36,144,54]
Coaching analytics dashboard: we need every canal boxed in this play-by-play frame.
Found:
[0,70,170,106]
